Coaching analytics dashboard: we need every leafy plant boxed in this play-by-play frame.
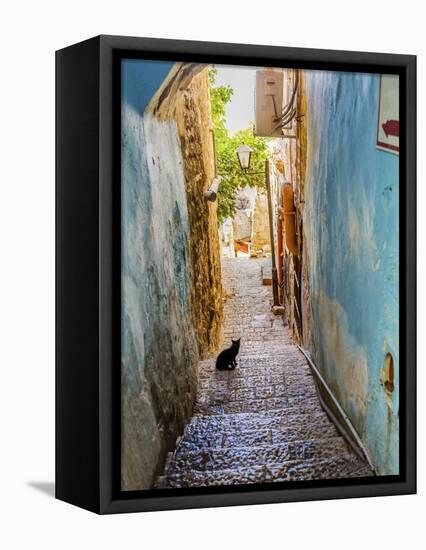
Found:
[209,67,270,224]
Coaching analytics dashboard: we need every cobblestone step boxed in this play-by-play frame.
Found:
[156,258,374,489]
[188,408,333,432]
[157,454,373,488]
[199,351,308,368]
[198,366,311,380]
[168,437,350,472]
[181,423,340,448]
[196,384,318,405]
[194,396,322,415]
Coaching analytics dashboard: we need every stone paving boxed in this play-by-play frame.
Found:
[157,258,373,488]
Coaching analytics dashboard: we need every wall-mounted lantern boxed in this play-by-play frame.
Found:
[235,145,253,171]
[234,145,279,307]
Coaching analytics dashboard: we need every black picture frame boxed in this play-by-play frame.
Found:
[56,35,416,514]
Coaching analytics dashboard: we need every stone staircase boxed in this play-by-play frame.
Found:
[156,259,373,489]
[156,351,372,488]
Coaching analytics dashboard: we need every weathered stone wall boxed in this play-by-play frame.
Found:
[233,209,252,242]
[302,70,399,474]
[271,70,307,341]
[231,187,257,255]
[276,69,399,474]
[174,71,224,356]
[220,218,235,258]
[251,190,270,257]
[121,61,223,491]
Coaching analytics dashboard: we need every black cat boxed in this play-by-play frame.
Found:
[216,338,241,370]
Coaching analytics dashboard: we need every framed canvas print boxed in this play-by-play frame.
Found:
[56,35,416,514]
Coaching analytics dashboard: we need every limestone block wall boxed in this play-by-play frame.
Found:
[174,71,224,356]
[251,189,271,257]
[233,209,252,242]
[220,218,235,258]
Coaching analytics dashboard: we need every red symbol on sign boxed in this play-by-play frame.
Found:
[382,119,399,138]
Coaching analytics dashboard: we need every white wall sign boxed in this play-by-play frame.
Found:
[376,74,399,154]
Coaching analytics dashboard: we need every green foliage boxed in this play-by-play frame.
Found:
[209,67,270,224]
[209,67,233,137]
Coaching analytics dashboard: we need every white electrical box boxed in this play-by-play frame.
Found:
[254,69,284,137]
[263,74,280,96]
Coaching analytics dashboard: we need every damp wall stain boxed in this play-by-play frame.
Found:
[121,60,199,490]
[303,70,399,474]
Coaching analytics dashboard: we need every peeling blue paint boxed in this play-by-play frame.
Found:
[121,59,198,488]
[304,70,399,474]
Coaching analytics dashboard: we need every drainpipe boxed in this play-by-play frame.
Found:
[298,345,376,473]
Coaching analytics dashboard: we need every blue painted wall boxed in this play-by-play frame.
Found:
[304,70,399,474]
[122,59,174,113]
[121,59,199,489]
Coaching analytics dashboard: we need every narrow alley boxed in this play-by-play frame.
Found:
[120,59,399,491]
[157,259,372,488]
